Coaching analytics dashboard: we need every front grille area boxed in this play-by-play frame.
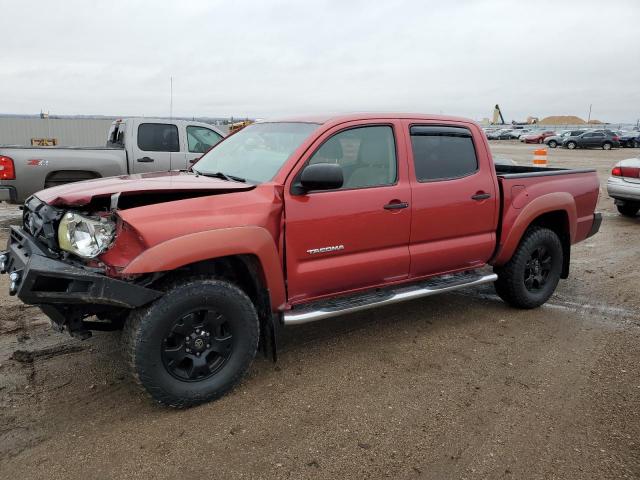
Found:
[22,196,64,253]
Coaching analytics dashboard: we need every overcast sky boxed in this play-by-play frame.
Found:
[1,0,639,123]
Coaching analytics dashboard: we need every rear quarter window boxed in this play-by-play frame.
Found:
[409,126,478,181]
[137,123,180,152]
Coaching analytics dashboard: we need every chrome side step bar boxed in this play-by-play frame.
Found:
[283,271,498,325]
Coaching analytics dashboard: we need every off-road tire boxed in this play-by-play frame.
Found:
[122,279,259,408]
[617,203,640,217]
[494,227,563,309]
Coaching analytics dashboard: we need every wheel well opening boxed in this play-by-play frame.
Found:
[165,255,265,302]
[44,170,101,189]
[530,210,570,278]
[159,255,276,359]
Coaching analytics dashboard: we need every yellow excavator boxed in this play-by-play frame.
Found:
[228,120,253,134]
[492,104,506,125]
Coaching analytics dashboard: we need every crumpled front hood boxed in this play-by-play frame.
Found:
[35,170,254,207]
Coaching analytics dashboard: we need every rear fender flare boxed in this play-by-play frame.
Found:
[121,226,286,310]
[493,192,576,266]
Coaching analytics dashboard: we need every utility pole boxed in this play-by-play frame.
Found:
[587,104,592,123]
[170,76,173,120]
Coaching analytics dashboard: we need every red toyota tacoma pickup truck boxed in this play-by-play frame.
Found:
[1,114,601,407]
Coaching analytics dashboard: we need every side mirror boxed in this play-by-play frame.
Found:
[293,163,343,195]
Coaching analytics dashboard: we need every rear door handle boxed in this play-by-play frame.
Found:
[471,193,491,201]
[383,201,409,210]
[137,157,154,163]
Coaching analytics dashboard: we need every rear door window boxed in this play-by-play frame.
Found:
[137,123,180,152]
[409,126,478,181]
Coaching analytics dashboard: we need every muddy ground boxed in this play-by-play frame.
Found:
[0,142,639,479]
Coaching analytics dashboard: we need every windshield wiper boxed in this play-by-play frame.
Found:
[194,170,246,183]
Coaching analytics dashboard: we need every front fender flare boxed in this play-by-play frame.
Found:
[121,226,286,310]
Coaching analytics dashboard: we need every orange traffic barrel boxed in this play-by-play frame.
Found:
[533,148,548,167]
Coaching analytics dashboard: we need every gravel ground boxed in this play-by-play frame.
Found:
[0,141,639,479]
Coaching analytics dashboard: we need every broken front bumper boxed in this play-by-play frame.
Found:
[1,226,161,332]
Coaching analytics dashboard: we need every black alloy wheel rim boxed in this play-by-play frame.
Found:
[524,246,552,292]
[161,309,234,381]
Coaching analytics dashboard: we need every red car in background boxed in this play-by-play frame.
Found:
[522,130,556,144]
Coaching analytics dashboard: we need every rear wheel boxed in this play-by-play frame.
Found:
[538,138,543,144]
[633,140,639,148]
[494,227,563,309]
[123,279,259,408]
[548,140,557,148]
[617,203,640,217]
[602,142,612,150]
[566,141,577,150]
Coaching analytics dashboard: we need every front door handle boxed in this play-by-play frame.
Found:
[383,201,409,210]
[471,193,491,201]
[137,157,154,163]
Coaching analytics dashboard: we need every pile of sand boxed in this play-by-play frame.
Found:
[538,115,603,125]
[539,115,585,125]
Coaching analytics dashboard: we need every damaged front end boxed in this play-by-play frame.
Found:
[0,196,161,339]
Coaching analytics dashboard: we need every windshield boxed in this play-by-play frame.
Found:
[192,122,319,183]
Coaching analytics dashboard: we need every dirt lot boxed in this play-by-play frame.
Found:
[1,142,639,479]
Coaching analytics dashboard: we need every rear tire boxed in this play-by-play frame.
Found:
[548,140,557,148]
[538,138,543,144]
[122,279,259,408]
[566,141,577,150]
[617,203,640,217]
[602,142,612,150]
[494,227,563,309]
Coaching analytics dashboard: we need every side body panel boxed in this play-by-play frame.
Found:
[122,226,287,310]
[106,184,287,310]
[128,119,177,173]
[0,146,127,203]
[127,119,227,173]
[282,119,412,304]
[401,119,500,276]
[493,171,600,266]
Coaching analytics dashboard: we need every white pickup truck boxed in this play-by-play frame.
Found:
[0,118,226,203]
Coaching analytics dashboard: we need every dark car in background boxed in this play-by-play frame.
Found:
[562,131,620,150]
[544,130,586,148]
[486,128,513,140]
[619,131,640,148]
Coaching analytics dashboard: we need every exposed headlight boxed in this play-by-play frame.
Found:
[57,212,116,258]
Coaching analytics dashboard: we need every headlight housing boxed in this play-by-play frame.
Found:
[57,212,116,258]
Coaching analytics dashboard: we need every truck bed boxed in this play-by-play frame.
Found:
[0,146,127,203]
[495,164,596,178]
[493,163,601,266]
[0,145,123,151]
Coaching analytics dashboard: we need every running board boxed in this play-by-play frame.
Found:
[283,271,498,325]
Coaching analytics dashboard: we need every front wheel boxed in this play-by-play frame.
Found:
[494,227,563,309]
[123,279,260,408]
[548,140,557,148]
